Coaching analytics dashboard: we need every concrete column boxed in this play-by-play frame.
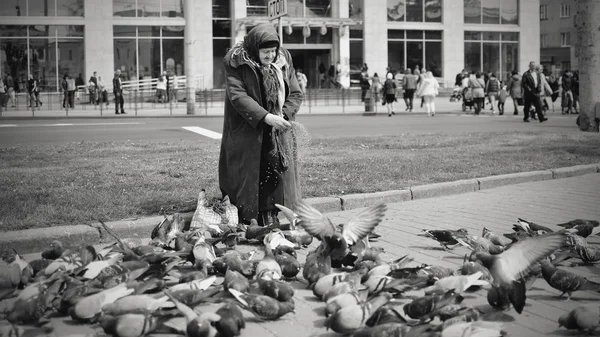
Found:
[184,0,213,113]
[442,1,465,86]
[232,0,247,45]
[332,0,350,88]
[574,0,600,131]
[84,0,114,83]
[518,0,540,75]
[363,0,387,80]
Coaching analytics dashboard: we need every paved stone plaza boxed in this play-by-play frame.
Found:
[2,173,599,337]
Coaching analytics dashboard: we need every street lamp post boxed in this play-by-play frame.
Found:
[575,0,600,132]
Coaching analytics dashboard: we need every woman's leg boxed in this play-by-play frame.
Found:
[423,96,431,115]
[512,96,519,115]
[430,96,436,115]
[489,94,496,113]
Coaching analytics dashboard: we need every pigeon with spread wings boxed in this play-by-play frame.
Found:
[293,200,387,260]
[471,231,567,314]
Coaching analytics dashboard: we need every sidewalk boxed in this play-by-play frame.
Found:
[0,96,568,119]
[2,173,599,337]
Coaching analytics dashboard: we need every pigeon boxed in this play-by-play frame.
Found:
[367,255,414,277]
[567,236,600,265]
[302,242,331,285]
[558,305,600,333]
[470,231,567,314]
[514,218,554,235]
[460,258,493,282]
[312,268,367,299]
[365,305,407,326]
[223,268,250,293]
[421,228,468,250]
[99,313,171,337]
[164,291,221,337]
[423,272,487,295]
[273,249,300,279]
[556,219,599,238]
[322,281,364,303]
[324,292,393,334]
[482,227,512,247]
[41,240,65,260]
[256,270,295,302]
[228,288,295,320]
[441,321,506,337]
[458,235,504,255]
[403,290,464,322]
[294,200,387,260]
[539,259,600,300]
[214,303,245,337]
[352,323,412,337]
[325,291,368,317]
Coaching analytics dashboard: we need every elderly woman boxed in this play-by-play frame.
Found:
[219,24,304,227]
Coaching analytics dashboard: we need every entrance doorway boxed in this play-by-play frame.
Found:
[288,49,331,89]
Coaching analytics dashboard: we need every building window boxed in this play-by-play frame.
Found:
[349,28,363,87]
[387,0,442,22]
[246,0,332,17]
[560,3,570,18]
[113,25,184,85]
[464,0,518,24]
[464,31,519,81]
[0,25,84,92]
[387,30,443,77]
[540,5,548,20]
[113,0,183,18]
[560,32,570,46]
[540,34,547,48]
[0,0,84,16]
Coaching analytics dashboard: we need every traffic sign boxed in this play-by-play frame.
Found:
[268,0,287,20]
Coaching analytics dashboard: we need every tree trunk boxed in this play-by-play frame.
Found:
[574,0,600,132]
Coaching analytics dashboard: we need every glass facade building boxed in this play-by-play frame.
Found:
[0,0,540,90]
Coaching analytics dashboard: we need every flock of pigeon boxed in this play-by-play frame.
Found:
[0,197,599,337]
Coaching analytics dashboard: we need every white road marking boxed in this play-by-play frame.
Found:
[0,122,145,128]
[182,126,222,140]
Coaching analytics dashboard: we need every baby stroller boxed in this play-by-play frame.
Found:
[462,87,474,112]
[449,86,463,102]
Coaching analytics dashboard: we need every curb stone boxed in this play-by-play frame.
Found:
[410,179,479,200]
[550,163,600,179]
[341,190,411,210]
[2,163,599,254]
[478,170,553,190]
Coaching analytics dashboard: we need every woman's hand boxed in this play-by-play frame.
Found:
[264,114,291,131]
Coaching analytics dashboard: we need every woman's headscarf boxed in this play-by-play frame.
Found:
[243,24,280,65]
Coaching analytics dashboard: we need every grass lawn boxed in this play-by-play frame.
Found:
[1,131,599,231]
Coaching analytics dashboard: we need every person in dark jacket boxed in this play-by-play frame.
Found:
[521,61,546,122]
[219,23,304,227]
[113,69,126,114]
[484,73,500,114]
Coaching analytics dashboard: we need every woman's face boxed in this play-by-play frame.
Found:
[258,47,277,65]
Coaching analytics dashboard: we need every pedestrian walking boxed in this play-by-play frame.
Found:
[521,61,546,123]
[402,68,417,111]
[506,70,522,115]
[484,72,500,114]
[415,71,440,116]
[27,74,42,108]
[359,70,371,102]
[97,76,109,107]
[219,23,303,227]
[113,69,126,114]
[382,72,397,117]
[4,73,16,107]
[296,69,308,94]
[469,72,485,115]
[155,75,166,103]
[497,82,508,115]
[0,77,5,112]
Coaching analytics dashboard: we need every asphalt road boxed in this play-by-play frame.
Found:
[0,113,580,147]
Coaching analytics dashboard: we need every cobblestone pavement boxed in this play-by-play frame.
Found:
[2,174,599,337]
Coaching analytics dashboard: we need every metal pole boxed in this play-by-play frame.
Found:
[278,17,283,41]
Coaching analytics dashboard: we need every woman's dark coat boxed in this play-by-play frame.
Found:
[219,27,304,224]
